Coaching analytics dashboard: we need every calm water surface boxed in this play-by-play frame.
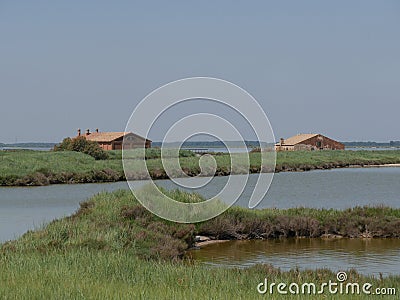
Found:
[189,238,400,276]
[176,167,400,209]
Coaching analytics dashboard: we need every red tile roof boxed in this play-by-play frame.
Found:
[277,133,319,146]
[83,132,150,143]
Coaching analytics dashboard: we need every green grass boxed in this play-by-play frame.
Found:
[0,150,124,185]
[0,149,194,178]
[1,149,399,185]
[1,189,400,299]
[0,150,121,176]
[3,250,399,299]
[275,150,400,170]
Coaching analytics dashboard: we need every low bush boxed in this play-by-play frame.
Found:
[54,136,108,160]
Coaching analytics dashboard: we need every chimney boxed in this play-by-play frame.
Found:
[280,138,284,146]
[95,128,99,133]
[86,129,90,136]
[77,129,81,137]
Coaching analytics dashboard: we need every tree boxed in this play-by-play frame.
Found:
[54,136,109,160]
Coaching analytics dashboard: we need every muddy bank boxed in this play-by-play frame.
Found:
[0,169,125,186]
[123,162,400,180]
[195,206,400,245]
[194,232,382,249]
[274,162,400,173]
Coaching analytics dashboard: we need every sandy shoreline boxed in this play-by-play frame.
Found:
[194,236,230,248]
[195,240,229,247]
[361,163,400,168]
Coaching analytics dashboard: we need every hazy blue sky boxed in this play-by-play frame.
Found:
[1,1,399,143]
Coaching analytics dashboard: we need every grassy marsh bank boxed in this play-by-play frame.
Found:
[1,149,399,186]
[1,189,399,299]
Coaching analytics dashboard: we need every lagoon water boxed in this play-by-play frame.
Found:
[167,167,400,210]
[0,167,399,275]
[189,238,400,276]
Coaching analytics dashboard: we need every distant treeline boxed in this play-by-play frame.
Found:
[0,142,57,148]
[343,141,400,147]
[152,141,271,148]
[2,140,400,149]
[154,140,400,148]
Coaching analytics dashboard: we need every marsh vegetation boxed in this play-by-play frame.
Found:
[0,149,399,186]
[1,189,399,298]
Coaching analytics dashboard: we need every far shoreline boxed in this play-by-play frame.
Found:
[1,149,399,186]
[1,162,400,188]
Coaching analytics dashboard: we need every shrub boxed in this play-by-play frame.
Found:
[54,136,108,160]
[83,142,109,160]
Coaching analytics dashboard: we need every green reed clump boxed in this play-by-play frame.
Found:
[2,249,397,299]
[1,189,198,260]
[197,205,400,239]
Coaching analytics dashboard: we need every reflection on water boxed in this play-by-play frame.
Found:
[189,238,400,276]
